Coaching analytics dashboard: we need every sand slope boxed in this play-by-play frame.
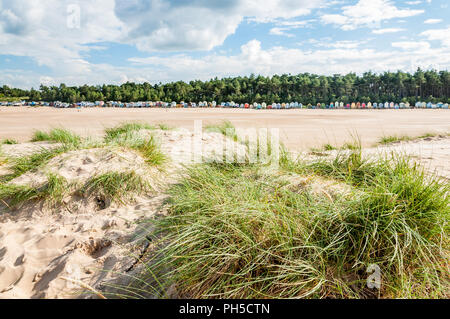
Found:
[0,130,247,299]
[0,130,448,299]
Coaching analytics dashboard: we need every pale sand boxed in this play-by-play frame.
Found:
[1,107,449,149]
[0,109,449,299]
[0,131,246,299]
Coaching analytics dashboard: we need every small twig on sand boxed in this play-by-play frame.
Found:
[0,199,10,209]
[60,277,107,299]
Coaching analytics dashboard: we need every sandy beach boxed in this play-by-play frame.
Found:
[1,107,449,149]
[0,108,449,299]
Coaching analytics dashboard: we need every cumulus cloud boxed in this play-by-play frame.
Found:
[126,39,450,83]
[421,26,450,46]
[4,35,450,89]
[0,0,123,67]
[115,0,323,51]
[0,0,325,87]
[269,20,311,37]
[321,0,424,30]
[372,28,405,34]
[1,0,450,90]
[392,41,430,50]
[424,18,442,24]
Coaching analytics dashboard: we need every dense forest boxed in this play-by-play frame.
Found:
[1,69,450,104]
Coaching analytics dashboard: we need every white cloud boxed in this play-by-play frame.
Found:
[405,1,422,5]
[392,41,430,50]
[1,0,450,90]
[115,0,324,51]
[308,40,368,49]
[269,20,311,37]
[424,18,442,24]
[321,0,424,30]
[126,39,450,84]
[372,28,405,34]
[0,0,123,69]
[421,26,450,46]
[0,0,325,87]
[269,27,295,37]
[4,36,450,89]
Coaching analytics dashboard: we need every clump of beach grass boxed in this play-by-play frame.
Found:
[1,145,70,183]
[31,128,82,146]
[1,139,18,145]
[378,135,413,145]
[104,125,166,166]
[81,171,150,204]
[322,143,337,151]
[156,123,172,131]
[0,173,69,209]
[0,184,40,209]
[104,122,155,142]
[133,145,448,299]
[417,132,438,139]
[377,132,449,146]
[340,141,360,150]
[205,120,239,142]
[310,143,337,153]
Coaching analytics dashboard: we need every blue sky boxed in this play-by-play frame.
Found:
[0,0,449,88]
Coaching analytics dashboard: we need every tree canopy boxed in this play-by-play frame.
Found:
[1,69,449,104]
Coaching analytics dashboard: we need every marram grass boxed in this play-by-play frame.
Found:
[82,171,150,204]
[132,149,448,299]
[1,139,18,145]
[0,173,69,209]
[0,124,166,184]
[31,128,82,146]
[104,127,166,166]
[104,122,155,142]
[0,170,151,210]
[1,145,70,183]
[205,120,239,142]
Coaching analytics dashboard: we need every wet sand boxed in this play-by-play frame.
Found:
[1,107,449,149]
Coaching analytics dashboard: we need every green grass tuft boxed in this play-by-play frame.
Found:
[31,128,82,146]
[323,143,337,151]
[105,127,166,166]
[1,146,69,183]
[82,171,150,204]
[417,132,438,139]
[378,135,413,145]
[31,131,50,142]
[135,148,448,299]
[1,139,18,145]
[0,174,68,209]
[340,141,360,150]
[156,123,172,131]
[43,173,69,204]
[0,184,40,209]
[205,121,239,142]
[105,122,155,142]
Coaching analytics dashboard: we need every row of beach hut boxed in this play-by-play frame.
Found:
[1,100,449,109]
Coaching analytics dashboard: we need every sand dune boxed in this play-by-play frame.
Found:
[0,130,247,298]
[0,122,448,299]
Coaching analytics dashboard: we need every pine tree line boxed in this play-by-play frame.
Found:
[1,69,449,104]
